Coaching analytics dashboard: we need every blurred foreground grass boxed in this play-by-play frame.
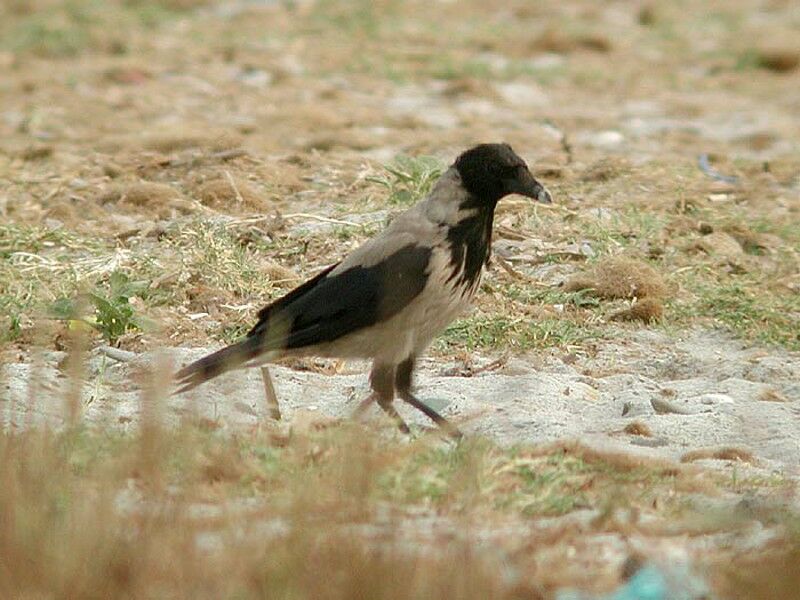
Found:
[1,366,798,598]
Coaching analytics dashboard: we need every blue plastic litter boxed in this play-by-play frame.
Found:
[555,563,711,600]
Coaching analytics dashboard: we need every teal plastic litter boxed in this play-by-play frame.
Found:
[555,564,710,600]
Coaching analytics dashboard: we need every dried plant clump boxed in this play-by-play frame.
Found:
[756,48,800,73]
[195,176,268,211]
[715,542,800,600]
[681,447,756,464]
[531,28,612,54]
[99,182,183,207]
[623,421,653,437]
[758,388,788,402]
[565,257,669,323]
[564,257,668,301]
[580,157,629,182]
[611,297,664,324]
[142,130,243,154]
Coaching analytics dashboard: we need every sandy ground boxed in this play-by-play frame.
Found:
[4,328,799,477]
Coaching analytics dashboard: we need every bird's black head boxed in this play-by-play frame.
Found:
[454,143,552,206]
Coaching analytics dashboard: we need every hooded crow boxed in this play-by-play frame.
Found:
[175,143,552,438]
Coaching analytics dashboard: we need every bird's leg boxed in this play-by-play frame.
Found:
[350,365,409,433]
[396,358,463,440]
[351,391,378,419]
[260,366,281,421]
[370,363,410,434]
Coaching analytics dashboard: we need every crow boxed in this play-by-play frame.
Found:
[175,143,552,438]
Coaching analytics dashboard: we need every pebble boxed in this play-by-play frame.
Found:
[650,397,693,415]
[236,67,273,88]
[528,53,566,70]
[494,82,549,107]
[585,130,625,148]
[699,393,735,405]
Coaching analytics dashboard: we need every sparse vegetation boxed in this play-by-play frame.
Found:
[1,0,799,596]
[439,313,591,352]
[367,154,445,205]
[0,418,781,599]
[50,271,148,344]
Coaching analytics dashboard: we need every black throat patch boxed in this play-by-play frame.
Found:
[445,199,495,288]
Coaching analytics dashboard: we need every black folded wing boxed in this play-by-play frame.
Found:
[248,243,431,349]
[175,243,431,393]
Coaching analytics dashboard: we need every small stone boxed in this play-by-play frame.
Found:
[528,53,566,70]
[494,82,548,107]
[237,67,273,89]
[756,49,800,73]
[587,130,624,148]
[707,193,731,202]
[651,397,692,415]
[699,393,735,405]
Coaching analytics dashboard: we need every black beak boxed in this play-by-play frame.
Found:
[503,170,552,204]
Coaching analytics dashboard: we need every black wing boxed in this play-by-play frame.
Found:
[248,243,432,349]
[175,244,431,392]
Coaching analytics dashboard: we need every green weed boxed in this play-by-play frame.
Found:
[50,271,148,343]
[368,154,444,205]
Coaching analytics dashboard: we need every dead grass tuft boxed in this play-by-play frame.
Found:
[755,49,800,73]
[681,447,757,464]
[611,297,664,323]
[19,145,53,161]
[715,541,800,600]
[101,181,183,207]
[564,257,668,301]
[758,388,788,403]
[537,441,679,476]
[531,29,612,54]
[623,421,653,437]
[195,176,268,211]
[142,131,243,154]
[580,158,629,182]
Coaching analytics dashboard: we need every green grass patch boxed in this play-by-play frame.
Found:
[0,0,190,57]
[439,314,592,352]
[694,282,800,350]
[367,154,445,206]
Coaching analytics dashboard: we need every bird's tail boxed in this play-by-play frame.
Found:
[174,336,265,394]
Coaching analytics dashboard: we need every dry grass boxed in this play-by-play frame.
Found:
[2,0,800,350]
[2,0,800,595]
[1,377,793,599]
[564,257,668,301]
[2,425,554,599]
[715,540,800,600]
[681,447,757,464]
